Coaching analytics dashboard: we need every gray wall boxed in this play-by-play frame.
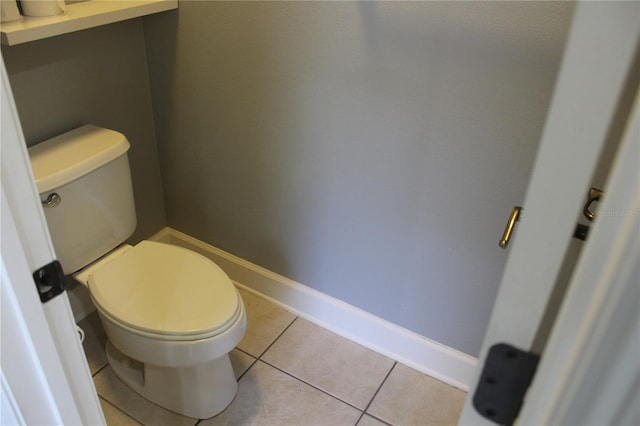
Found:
[143,1,574,357]
[2,19,166,244]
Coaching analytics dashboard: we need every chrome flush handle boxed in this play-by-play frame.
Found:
[41,192,61,208]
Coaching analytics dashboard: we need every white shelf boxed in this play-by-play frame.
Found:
[1,0,177,46]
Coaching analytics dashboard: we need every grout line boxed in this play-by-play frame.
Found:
[92,363,108,377]
[257,358,365,414]
[233,310,298,382]
[256,316,299,360]
[99,393,146,426]
[234,348,259,382]
[364,413,394,426]
[234,346,254,358]
[359,361,398,424]
[99,396,143,426]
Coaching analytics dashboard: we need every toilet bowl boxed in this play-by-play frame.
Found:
[27,125,247,419]
[75,241,246,418]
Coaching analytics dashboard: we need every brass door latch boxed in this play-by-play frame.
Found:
[498,188,603,249]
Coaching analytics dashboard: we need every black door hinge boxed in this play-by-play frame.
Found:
[472,343,540,425]
[32,260,65,303]
[574,223,590,241]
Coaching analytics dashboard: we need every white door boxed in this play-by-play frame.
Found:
[459,2,639,425]
[0,56,105,425]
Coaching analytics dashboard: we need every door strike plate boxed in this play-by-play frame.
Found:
[472,343,540,425]
[32,260,66,303]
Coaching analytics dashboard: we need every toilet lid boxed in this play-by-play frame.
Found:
[88,241,241,339]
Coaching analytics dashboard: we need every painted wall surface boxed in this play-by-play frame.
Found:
[2,20,166,244]
[144,1,574,356]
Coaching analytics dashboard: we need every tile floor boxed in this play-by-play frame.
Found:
[79,287,466,426]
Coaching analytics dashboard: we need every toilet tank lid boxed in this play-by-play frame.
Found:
[28,125,130,193]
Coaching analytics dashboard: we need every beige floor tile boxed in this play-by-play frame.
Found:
[367,363,466,426]
[99,397,142,425]
[78,311,108,375]
[357,414,390,426]
[230,348,256,379]
[262,318,394,409]
[200,360,362,426]
[94,366,198,426]
[236,288,296,357]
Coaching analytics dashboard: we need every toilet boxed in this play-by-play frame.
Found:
[28,125,247,419]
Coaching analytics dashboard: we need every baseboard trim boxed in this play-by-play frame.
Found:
[149,227,477,390]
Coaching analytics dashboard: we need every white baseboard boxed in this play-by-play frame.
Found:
[149,227,477,391]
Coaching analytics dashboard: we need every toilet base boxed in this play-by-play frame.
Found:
[106,341,238,419]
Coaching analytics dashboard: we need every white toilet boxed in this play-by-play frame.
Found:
[28,125,247,419]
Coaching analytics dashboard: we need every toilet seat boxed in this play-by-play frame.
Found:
[88,241,241,341]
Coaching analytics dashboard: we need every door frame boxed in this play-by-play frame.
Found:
[459,2,639,424]
[518,87,639,426]
[1,56,105,425]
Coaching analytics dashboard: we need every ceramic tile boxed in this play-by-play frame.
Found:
[93,366,198,426]
[357,414,391,426]
[236,288,296,357]
[230,348,256,379]
[367,363,466,426]
[78,311,108,375]
[200,361,362,426]
[262,318,394,409]
[99,397,142,426]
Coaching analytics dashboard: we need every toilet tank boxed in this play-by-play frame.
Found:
[28,125,137,274]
